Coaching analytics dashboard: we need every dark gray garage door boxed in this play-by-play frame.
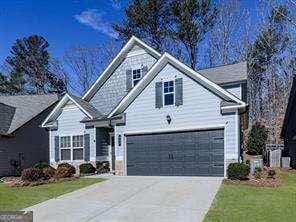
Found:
[126,129,224,176]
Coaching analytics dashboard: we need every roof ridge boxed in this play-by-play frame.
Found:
[197,61,247,71]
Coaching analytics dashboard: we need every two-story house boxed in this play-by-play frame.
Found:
[42,36,248,177]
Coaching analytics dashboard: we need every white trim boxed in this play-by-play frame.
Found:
[108,53,247,118]
[132,68,142,87]
[59,134,84,162]
[235,110,240,161]
[221,104,246,110]
[123,124,226,136]
[224,124,227,178]
[42,94,94,127]
[82,36,161,100]
[163,80,175,106]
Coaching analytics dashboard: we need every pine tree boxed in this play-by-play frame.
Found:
[169,0,218,69]
[112,0,170,52]
[5,35,66,95]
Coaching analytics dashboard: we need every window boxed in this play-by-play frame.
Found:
[118,135,122,146]
[60,135,84,161]
[72,135,84,160]
[163,81,174,106]
[132,69,141,86]
[60,136,71,161]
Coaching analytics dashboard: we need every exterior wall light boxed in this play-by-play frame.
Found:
[166,115,172,124]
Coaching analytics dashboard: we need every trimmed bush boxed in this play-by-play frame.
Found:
[34,162,50,169]
[247,122,268,155]
[21,168,44,182]
[43,166,56,179]
[56,163,76,178]
[267,169,276,178]
[79,163,96,174]
[227,163,250,180]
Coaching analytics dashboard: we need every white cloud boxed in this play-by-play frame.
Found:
[74,9,118,39]
[110,0,121,10]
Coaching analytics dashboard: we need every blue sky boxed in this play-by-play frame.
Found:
[0,0,129,63]
[0,0,257,65]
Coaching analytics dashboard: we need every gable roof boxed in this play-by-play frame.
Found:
[0,94,59,135]
[108,53,247,118]
[281,75,296,138]
[41,94,103,127]
[198,61,247,85]
[82,36,161,101]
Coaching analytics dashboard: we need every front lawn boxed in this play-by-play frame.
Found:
[0,178,104,210]
[204,172,296,222]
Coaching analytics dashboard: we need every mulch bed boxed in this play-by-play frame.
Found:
[223,168,284,188]
[1,176,79,187]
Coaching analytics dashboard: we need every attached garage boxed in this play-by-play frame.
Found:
[126,129,224,177]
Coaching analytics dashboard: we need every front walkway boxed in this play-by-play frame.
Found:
[25,176,222,222]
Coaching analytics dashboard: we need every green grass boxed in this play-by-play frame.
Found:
[204,172,296,222]
[0,178,104,210]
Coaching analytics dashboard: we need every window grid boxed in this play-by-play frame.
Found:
[60,135,84,161]
[163,81,175,106]
[132,69,142,86]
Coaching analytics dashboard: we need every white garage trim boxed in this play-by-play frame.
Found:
[123,124,226,136]
[123,124,227,177]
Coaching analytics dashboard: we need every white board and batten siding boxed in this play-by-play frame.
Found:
[116,64,241,172]
[49,106,95,163]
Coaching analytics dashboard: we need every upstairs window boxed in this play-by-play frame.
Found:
[163,81,175,106]
[132,69,142,86]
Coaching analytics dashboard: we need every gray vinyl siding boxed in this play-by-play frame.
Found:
[116,64,240,164]
[223,84,242,100]
[49,107,96,164]
[89,51,157,115]
[0,106,53,176]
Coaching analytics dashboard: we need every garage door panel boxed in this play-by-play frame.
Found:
[126,129,224,176]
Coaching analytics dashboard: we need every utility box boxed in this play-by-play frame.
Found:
[250,158,263,174]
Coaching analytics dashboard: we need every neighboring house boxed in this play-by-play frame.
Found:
[42,36,248,177]
[0,94,59,176]
[281,75,296,168]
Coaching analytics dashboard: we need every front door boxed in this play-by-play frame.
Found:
[110,135,116,171]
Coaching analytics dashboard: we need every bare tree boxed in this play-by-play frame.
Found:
[205,0,251,67]
[64,45,101,95]
[61,41,119,96]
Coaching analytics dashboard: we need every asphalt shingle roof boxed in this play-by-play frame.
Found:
[68,94,103,119]
[198,61,247,85]
[0,94,59,135]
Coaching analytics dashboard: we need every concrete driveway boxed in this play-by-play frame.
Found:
[25,176,222,222]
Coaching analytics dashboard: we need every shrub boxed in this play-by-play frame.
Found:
[34,162,50,169]
[253,167,262,179]
[56,163,76,178]
[247,122,268,155]
[21,168,44,182]
[267,169,276,178]
[43,166,56,179]
[57,163,76,175]
[79,163,96,174]
[96,161,110,174]
[227,163,250,180]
